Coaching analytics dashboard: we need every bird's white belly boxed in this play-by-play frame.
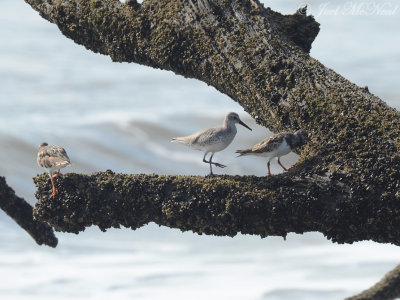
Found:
[191,135,234,153]
[259,139,292,158]
[45,162,70,173]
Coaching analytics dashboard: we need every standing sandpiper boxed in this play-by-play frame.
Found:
[236,130,308,175]
[37,142,71,198]
[172,112,252,175]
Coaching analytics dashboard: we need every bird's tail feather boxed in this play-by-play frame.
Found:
[235,149,251,157]
[55,160,71,168]
[171,137,186,144]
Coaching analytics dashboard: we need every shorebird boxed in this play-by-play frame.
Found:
[172,112,252,175]
[37,142,71,198]
[236,130,308,175]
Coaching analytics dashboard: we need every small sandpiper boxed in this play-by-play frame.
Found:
[172,112,252,175]
[236,130,308,175]
[37,142,71,198]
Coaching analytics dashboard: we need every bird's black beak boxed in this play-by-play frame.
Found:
[239,120,252,131]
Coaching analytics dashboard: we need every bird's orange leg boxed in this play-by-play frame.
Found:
[267,161,272,176]
[52,171,61,178]
[277,158,289,171]
[50,176,58,198]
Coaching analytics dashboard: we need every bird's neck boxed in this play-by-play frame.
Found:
[223,120,237,132]
[291,134,303,148]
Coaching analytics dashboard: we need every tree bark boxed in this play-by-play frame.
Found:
[22,0,400,298]
[26,0,400,249]
[0,176,57,247]
[345,264,400,300]
[33,171,345,240]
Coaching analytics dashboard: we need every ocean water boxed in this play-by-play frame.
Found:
[0,0,399,299]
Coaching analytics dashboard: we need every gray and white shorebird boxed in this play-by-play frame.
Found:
[37,142,71,198]
[236,130,308,175]
[172,112,252,175]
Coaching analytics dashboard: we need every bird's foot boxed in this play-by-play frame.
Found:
[288,165,294,170]
[214,163,226,168]
[206,173,216,178]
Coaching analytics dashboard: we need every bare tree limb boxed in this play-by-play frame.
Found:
[0,176,57,247]
[23,0,400,298]
[24,0,319,63]
[33,171,399,248]
[345,264,400,300]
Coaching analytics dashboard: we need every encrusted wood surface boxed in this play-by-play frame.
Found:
[26,0,400,245]
[0,176,57,247]
[20,0,400,298]
[345,264,400,300]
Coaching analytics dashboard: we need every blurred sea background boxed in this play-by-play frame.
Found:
[1,0,400,299]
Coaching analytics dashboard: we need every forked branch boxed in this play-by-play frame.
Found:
[0,176,57,247]
[21,0,400,298]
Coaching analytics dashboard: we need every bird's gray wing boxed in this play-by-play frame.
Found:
[190,127,219,146]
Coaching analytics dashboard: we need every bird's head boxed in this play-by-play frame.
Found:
[295,129,308,145]
[225,112,252,131]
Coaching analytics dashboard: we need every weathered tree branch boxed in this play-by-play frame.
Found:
[345,264,400,300]
[0,176,57,247]
[33,170,399,248]
[24,0,400,298]
[24,0,319,64]
[27,0,400,247]
[33,171,340,237]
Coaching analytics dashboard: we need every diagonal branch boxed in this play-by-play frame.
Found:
[0,176,58,247]
[24,0,400,298]
[25,0,147,63]
[345,264,400,300]
[23,0,400,175]
[24,0,319,65]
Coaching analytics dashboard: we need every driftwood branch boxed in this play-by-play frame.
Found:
[33,171,341,238]
[23,0,400,298]
[345,264,400,300]
[0,176,57,247]
[24,1,400,218]
[34,170,398,248]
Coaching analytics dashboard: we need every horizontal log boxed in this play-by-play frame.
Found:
[33,171,400,247]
